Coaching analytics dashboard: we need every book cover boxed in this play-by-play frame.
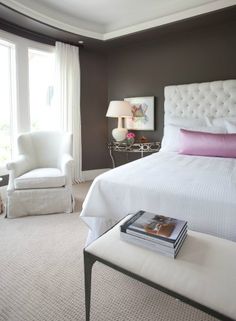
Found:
[125,211,187,243]
[126,225,187,248]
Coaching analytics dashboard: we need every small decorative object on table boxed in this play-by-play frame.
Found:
[139,136,148,143]
[126,132,135,145]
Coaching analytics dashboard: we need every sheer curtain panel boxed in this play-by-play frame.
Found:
[55,42,83,183]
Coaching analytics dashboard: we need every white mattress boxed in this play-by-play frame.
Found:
[80,152,236,243]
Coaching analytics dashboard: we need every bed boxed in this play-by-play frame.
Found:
[81,79,236,244]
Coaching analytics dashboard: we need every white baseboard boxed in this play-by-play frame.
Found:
[82,168,111,181]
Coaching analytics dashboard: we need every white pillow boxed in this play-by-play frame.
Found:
[161,123,226,152]
[206,117,236,133]
[165,116,208,128]
[225,120,236,133]
[225,121,236,134]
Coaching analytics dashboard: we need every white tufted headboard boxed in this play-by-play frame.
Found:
[164,80,236,124]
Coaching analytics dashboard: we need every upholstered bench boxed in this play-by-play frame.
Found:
[84,217,236,321]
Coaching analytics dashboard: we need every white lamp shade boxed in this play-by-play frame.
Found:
[106,101,132,118]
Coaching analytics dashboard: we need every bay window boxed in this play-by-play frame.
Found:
[0,30,57,174]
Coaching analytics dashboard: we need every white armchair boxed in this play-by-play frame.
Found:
[6,131,74,218]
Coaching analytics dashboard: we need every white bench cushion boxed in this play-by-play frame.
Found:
[86,217,236,320]
[14,168,66,189]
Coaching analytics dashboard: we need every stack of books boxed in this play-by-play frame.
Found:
[120,210,187,258]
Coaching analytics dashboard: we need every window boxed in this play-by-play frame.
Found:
[0,30,56,173]
[0,39,16,168]
[28,49,56,131]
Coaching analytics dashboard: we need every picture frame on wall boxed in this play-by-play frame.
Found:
[124,96,155,130]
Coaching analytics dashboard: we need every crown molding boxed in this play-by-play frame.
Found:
[103,0,236,40]
[0,0,103,40]
[1,0,236,41]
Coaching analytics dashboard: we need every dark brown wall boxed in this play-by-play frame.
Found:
[107,19,236,150]
[80,48,110,170]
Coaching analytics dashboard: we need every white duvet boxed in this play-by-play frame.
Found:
[80,152,236,243]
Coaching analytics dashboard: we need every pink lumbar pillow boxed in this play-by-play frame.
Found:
[179,129,236,158]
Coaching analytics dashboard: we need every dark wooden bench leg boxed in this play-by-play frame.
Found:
[84,250,96,321]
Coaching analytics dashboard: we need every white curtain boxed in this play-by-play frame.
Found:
[55,41,83,183]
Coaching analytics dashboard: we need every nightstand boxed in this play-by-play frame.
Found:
[108,141,161,168]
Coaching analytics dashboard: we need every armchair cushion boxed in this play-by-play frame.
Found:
[14,168,66,189]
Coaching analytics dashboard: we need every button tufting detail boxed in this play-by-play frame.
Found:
[164,80,236,121]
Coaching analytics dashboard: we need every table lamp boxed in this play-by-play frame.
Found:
[106,101,132,141]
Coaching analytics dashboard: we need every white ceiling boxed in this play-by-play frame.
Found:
[2,0,236,40]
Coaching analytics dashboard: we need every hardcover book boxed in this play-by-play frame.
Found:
[126,225,187,248]
[120,231,187,258]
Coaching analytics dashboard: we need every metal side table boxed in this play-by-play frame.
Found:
[108,141,161,168]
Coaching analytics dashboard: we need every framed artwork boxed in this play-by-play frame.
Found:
[124,96,155,130]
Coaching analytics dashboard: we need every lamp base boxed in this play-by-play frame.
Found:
[112,128,127,142]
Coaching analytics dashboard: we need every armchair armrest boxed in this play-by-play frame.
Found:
[7,155,31,178]
[6,155,32,193]
[60,153,74,186]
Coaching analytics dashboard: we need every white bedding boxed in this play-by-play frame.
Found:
[81,151,236,243]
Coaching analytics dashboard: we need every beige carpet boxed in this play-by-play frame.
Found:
[0,183,219,321]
